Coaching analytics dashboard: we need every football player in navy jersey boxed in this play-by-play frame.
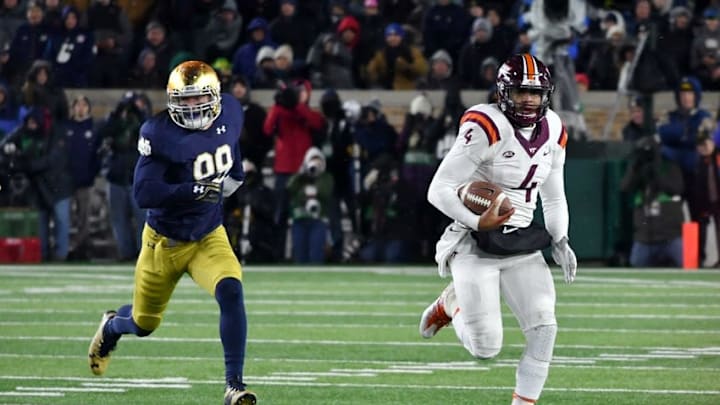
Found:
[87,61,256,405]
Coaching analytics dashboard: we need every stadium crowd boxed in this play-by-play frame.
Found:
[1,0,720,267]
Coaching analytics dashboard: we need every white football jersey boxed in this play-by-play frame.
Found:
[427,103,569,241]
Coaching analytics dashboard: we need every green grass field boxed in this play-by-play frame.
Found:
[0,264,718,405]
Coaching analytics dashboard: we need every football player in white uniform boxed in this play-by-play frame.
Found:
[418,53,577,404]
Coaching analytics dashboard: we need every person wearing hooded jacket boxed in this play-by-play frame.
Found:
[43,6,95,88]
[3,106,72,261]
[658,76,715,197]
[286,147,334,263]
[263,78,325,234]
[232,17,276,86]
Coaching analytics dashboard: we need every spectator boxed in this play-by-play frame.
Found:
[0,0,26,49]
[398,92,439,260]
[428,85,465,162]
[150,0,221,54]
[63,94,101,260]
[3,106,72,261]
[251,45,277,89]
[622,96,651,142]
[224,159,279,263]
[287,146,334,263]
[621,135,684,267]
[91,30,127,87]
[83,0,133,59]
[0,81,20,137]
[140,20,175,79]
[19,59,69,123]
[43,6,95,88]
[359,154,416,263]
[98,92,147,261]
[663,6,694,78]
[365,23,428,90]
[263,78,325,253]
[231,17,276,86]
[354,0,386,87]
[228,75,271,171]
[5,2,48,88]
[269,43,298,83]
[269,0,313,64]
[318,88,357,261]
[689,130,720,267]
[306,15,359,89]
[458,17,504,89]
[485,6,515,62]
[421,0,471,64]
[587,24,627,90]
[691,7,720,90]
[417,49,458,91]
[196,0,242,62]
[658,76,714,197]
[127,48,164,89]
[42,0,64,35]
[353,99,398,184]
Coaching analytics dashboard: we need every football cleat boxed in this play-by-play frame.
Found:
[419,283,455,339]
[88,310,119,376]
[224,385,257,405]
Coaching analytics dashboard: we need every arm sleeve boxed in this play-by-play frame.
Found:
[132,155,198,208]
[538,147,569,243]
[427,119,492,230]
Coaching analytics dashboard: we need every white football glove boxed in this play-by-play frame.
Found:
[552,237,577,284]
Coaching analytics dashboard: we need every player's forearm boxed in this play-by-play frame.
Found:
[539,170,569,242]
[133,178,197,208]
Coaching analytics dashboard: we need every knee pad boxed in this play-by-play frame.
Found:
[525,324,557,362]
[463,315,502,359]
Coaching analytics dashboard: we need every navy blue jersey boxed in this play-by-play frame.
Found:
[133,94,245,241]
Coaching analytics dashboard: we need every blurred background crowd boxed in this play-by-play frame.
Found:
[1,0,720,269]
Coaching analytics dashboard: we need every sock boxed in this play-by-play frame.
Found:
[215,278,248,386]
[515,324,557,400]
[107,304,151,337]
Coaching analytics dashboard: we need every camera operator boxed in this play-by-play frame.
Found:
[286,147,334,263]
[3,106,72,261]
[620,135,685,267]
[98,92,148,261]
[263,79,325,259]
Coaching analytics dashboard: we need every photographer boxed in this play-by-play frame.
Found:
[286,147,334,263]
[620,136,685,267]
[263,79,325,257]
[98,92,148,261]
[3,107,72,261]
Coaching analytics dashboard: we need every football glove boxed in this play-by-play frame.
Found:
[551,237,577,284]
[192,180,221,203]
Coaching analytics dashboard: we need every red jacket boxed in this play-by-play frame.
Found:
[263,101,325,174]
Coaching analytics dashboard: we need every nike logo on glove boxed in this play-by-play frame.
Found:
[502,226,518,234]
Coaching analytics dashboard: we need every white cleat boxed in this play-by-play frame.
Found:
[419,283,456,338]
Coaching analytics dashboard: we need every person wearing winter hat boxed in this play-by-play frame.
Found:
[365,22,428,89]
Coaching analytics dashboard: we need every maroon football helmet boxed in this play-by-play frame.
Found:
[496,53,554,127]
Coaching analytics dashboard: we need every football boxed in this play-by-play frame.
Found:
[457,181,513,215]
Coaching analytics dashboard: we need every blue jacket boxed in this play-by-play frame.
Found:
[63,117,101,189]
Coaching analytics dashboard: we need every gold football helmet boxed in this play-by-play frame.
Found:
[167,60,222,130]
